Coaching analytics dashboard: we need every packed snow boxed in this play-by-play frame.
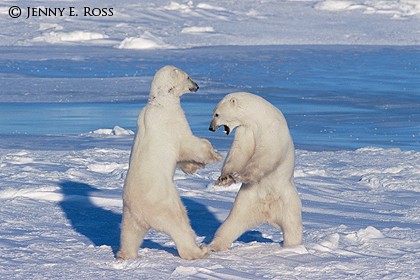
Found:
[0,145,419,279]
[0,0,419,47]
[0,0,419,279]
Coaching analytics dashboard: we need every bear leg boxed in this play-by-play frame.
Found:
[117,208,149,260]
[180,136,222,165]
[155,198,208,260]
[209,187,263,252]
[165,214,208,260]
[270,197,303,247]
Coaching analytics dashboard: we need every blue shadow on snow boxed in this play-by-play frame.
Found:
[59,180,272,258]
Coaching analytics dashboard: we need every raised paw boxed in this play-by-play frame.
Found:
[216,174,236,186]
[208,149,223,163]
[180,162,205,174]
[231,171,256,184]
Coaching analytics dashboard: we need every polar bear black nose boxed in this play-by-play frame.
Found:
[190,82,199,92]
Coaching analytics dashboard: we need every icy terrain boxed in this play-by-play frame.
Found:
[0,144,419,279]
[0,0,419,47]
[0,0,420,279]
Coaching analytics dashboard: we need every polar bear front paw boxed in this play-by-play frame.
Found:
[180,162,205,174]
[231,171,256,184]
[209,149,223,163]
[216,174,236,186]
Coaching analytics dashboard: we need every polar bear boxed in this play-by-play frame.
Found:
[208,92,302,251]
[117,66,222,260]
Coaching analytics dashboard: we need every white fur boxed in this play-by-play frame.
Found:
[208,92,302,251]
[117,66,222,260]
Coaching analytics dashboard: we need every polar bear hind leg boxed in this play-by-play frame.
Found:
[157,199,208,259]
[117,208,149,260]
[209,185,264,252]
[268,194,303,247]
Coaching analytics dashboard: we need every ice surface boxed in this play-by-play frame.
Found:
[0,0,419,47]
[0,145,418,279]
[315,0,420,19]
[0,45,418,151]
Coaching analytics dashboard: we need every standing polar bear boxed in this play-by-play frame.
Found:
[117,66,222,260]
[208,92,302,251]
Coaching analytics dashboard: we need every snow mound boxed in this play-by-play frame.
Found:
[33,31,108,43]
[0,186,61,201]
[276,245,309,257]
[87,162,127,174]
[196,3,227,12]
[181,26,215,34]
[314,0,356,11]
[38,23,64,31]
[90,126,134,136]
[0,7,9,15]
[313,233,340,252]
[345,226,385,242]
[315,0,420,18]
[163,1,194,13]
[117,32,172,50]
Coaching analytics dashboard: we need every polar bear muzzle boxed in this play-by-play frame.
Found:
[189,82,199,92]
[209,121,231,135]
[188,77,199,92]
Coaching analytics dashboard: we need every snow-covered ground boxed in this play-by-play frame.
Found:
[0,0,419,279]
[1,143,419,279]
[0,0,419,47]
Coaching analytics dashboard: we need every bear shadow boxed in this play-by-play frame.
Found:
[58,180,176,257]
[182,197,273,245]
[58,181,273,258]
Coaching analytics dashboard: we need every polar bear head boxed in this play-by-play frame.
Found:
[209,92,253,135]
[209,92,276,135]
[150,65,199,100]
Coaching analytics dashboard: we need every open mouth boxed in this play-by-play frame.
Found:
[209,123,231,135]
[223,125,230,135]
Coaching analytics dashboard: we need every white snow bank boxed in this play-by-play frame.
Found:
[196,3,227,12]
[89,126,134,136]
[1,0,419,47]
[181,26,215,34]
[87,162,127,174]
[163,1,194,13]
[312,233,340,252]
[117,32,172,50]
[315,0,420,18]
[33,31,108,43]
[315,1,356,11]
[345,226,385,242]
[0,186,60,200]
[0,7,9,15]
[38,23,64,31]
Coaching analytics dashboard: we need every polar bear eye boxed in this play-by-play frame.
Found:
[215,113,219,117]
